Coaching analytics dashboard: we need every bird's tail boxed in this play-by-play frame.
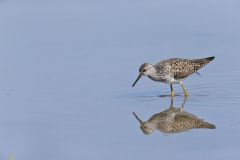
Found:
[197,121,216,129]
[205,56,215,61]
[192,56,215,71]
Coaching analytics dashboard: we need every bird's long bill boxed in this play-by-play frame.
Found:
[132,112,143,124]
[132,74,142,87]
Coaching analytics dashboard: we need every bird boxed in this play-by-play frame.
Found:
[132,56,215,97]
[132,98,216,135]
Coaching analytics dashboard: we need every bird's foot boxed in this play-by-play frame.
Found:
[184,91,189,97]
[171,91,175,97]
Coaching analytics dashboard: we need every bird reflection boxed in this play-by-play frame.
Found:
[133,98,216,135]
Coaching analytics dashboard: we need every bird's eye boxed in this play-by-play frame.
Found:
[142,69,146,72]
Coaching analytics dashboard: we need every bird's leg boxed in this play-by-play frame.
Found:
[181,96,187,112]
[170,97,174,107]
[169,96,174,111]
[170,84,174,97]
[180,81,189,97]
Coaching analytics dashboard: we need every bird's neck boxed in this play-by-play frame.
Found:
[147,67,160,81]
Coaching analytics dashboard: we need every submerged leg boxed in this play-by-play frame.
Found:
[180,81,189,97]
[170,84,174,97]
[180,96,188,112]
[169,97,174,111]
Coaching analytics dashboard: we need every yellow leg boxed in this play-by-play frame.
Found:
[169,97,174,111]
[170,84,174,97]
[181,82,189,97]
[181,96,187,112]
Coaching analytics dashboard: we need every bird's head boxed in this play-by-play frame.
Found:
[132,63,153,87]
[132,112,154,135]
[140,122,155,135]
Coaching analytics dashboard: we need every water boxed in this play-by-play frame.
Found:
[0,0,240,159]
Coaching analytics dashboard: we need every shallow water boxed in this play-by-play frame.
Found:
[0,0,240,160]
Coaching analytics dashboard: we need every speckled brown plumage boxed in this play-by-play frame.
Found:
[132,56,215,96]
[157,56,215,79]
[133,98,216,135]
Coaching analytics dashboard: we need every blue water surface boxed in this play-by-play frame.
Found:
[0,0,240,160]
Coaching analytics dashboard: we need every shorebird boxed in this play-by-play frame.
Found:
[132,56,215,97]
[133,98,216,135]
